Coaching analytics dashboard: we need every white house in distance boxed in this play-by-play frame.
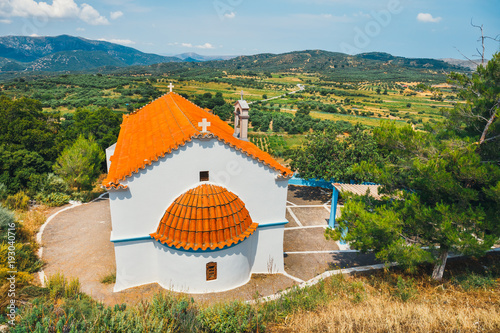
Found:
[103,88,293,293]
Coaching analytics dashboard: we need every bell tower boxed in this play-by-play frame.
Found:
[233,91,249,141]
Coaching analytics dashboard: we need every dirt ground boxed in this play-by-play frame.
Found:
[41,186,380,306]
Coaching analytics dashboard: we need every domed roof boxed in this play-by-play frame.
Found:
[150,184,258,251]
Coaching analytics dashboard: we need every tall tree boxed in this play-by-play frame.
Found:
[53,135,105,191]
[0,96,59,161]
[333,123,500,280]
[444,52,500,161]
[289,124,382,182]
[331,54,500,280]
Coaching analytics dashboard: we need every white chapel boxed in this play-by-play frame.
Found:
[103,88,292,293]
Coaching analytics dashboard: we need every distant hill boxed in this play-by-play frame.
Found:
[151,50,467,72]
[440,58,487,71]
[138,49,469,82]
[0,35,181,72]
[356,52,462,70]
[0,35,470,81]
[174,52,237,62]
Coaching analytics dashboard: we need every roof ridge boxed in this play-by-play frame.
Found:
[129,93,166,116]
[102,92,293,189]
[167,93,199,137]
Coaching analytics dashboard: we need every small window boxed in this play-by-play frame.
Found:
[206,262,217,281]
[200,171,209,182]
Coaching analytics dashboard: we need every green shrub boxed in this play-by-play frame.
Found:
[35,192,71,207]
[42,173,70,194]
[452,272,497,291]
[71,191,100,203]
[0,183,7,200]
[0,204,15,232]
[66,277,81,298]
[5,191,30,211]
[262,281,330,322]
[199,301,262,333]
[392,276,417,302]
[0,242,42,278]
[101,273,116,284]
[47,273,67,299]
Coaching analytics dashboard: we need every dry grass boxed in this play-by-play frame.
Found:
[272,295,500,332]
[268,272,500,333]
[17,205,48,242]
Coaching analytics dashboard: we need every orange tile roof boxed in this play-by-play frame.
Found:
[150,184,258,251]
[103,92,292,189]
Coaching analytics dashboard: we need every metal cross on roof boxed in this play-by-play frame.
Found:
[168,82,174,92]
[198,118,211,133]
[240,90,244,100]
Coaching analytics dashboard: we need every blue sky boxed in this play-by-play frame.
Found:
[1,0,499,59]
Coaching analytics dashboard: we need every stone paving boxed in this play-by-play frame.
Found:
[40,185,380,305]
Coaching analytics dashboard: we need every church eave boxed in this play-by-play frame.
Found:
[103,133,293,189]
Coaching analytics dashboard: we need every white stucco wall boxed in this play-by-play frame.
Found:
[114,235,258,293]
[113,240,158,292]
[108,137,289,292]
[105,143,116,172]
[108,138,288,240]
[251,225,285,273]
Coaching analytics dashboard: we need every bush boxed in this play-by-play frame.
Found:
[42,173,70,194]
[71,191,100,203]
[0,242,42,276]
[452,272,497,291]
[199,301,262,333]
[35,192,71,207]
[100,273,116,284]
[47,273,70,299]
[0,183,7,200]
[392,276,417,302]
[0,204,15,232]
[5,191,30,211]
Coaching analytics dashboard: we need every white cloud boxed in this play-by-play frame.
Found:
[0,0,109,25]
[196,43,215,49]
[98,38,135,45]
[76,27,85,31]
[0,19,12,23]
[417,13,442,23]
[224,11,235,19]
[80,3,109,25]
[179,42,216,49]
[110,10,123,20]
[30,33,39,37]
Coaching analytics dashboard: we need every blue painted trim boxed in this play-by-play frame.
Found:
[111,235,152,243]
[112,235,242,253]
[111,221,288,244]
[289,175,334,189]
[156,242,236,253]
[329,188,339,228]
[339,226,348,246]
[258,221,288,228]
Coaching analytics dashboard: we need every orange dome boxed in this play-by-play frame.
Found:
[150,184,258,251]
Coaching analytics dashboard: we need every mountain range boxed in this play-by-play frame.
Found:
[0,35,470,75]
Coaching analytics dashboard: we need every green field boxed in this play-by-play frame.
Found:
[0,71,459,155]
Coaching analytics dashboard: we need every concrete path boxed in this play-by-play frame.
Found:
[39,186,380,305]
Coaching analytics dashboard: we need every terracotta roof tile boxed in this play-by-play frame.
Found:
[151,184,258,251]
[103,92,292,189]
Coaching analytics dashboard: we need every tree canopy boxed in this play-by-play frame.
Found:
[289,124,382,183]
[53,135,105,191]
[326,53,500,280]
